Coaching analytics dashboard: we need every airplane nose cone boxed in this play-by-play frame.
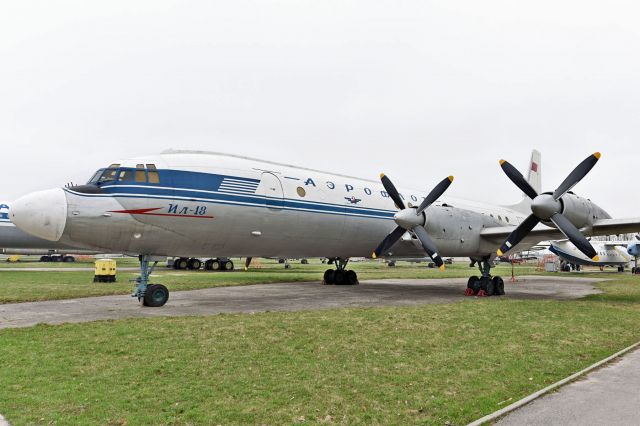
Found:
[11,188,68,241]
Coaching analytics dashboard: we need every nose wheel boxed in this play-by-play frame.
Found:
[323,258,359,285]
[134,255,169,307]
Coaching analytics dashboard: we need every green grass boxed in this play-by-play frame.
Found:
[1,264,639,424]
[0,261,543,304]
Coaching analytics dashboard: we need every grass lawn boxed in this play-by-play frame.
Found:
[0,261,542,304]
[0,267,639,424]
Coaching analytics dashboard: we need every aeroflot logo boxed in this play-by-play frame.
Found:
[0,204,9,220]
[303,178,424,203]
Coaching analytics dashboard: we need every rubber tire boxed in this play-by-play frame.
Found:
[211,260,221,271]
[40,256,49,262]
[204,259,213,271]
[143,284,169,307]
[632,267,637,274]
[345,270,358,285]
[224,260,234,271]
[323,269,335,285]
[492,276,505,296]
[188,258,201,270]
[301,259,309,265]
[176,258,188,270]
[479,277,492,294]
[467,276,479,290]
[471,278,482,294]
[485,278,495,296]
[333,270,345,285]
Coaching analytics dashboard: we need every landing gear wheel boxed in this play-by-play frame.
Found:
[345,270,359,285]
[478,277,493,296]
[632,267,637,274]
[188,258,202,270]
[176,258,188,270]
[63,256,75,262]
[466,276,479,296]
[204,259,213,270]
[485,278,495,296]
[142,284,169,307]
[224,260,234,271]
[323,269,335,285]
[333,270,345,285]
[471,278,482,295]
[492,276,505,296]
[211,260,221,271]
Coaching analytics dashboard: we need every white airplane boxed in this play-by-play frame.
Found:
[0,202,95,261]
[9,150,640,307]
[550,238,639,272]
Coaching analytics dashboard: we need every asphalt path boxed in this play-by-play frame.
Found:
[0,276,601,329]
[496,348,640,426]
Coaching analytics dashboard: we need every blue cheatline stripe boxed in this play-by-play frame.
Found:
[98,184,396,216]
[64,188,396,220]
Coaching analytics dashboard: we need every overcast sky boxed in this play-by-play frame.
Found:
[1,1,639,216]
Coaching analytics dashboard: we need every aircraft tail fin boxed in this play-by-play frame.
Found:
[506,150,541,214]
[527,149,542,195]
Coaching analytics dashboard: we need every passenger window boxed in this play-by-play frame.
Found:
[135,164,147,183]
[146,164,160,184]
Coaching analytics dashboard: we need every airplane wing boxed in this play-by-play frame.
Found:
[480,217,640,251]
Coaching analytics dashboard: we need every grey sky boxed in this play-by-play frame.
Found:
[1,1,639,216]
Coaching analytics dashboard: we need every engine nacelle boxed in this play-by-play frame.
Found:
[543,193,611,231]
[628,243,640,257]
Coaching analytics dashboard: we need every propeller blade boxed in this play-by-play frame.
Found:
[372,226,406,258]
[550,213,599,261]
[499,159,539,199]
[552,152,601,200]
[497,214,540,256]
[413,225,445,270]
[416,176,454,214]
[244,257,253,271]
[380,173,405,210]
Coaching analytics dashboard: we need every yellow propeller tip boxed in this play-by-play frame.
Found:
[439,265,446,271]
[499,159,506,165]
[372,253,377,259]
[497,249,504,256]
[448,175,454,182]
[379,173,385,179]
[592,255,600,262]
[593,152,601,160]
[244,267,248,271]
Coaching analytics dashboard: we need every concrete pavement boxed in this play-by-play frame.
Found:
[0,276,601,329]
[496,348,640,426]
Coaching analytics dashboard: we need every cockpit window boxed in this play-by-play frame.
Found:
[146,164,159,184]
[88,169,105,184]
[135,164,146,183]
[118,169,135,182]
[97,168,118,184]
[88,165,160,185]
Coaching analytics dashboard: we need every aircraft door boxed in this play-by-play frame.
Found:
[261,173,284,210]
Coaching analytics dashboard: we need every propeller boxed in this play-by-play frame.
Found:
[372,174,454,270]
[244,257,252,271]
[497,152,601,261]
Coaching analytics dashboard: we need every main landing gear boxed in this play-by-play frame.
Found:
[323,258,359,285]
[465,258,505,297]
[134,255,169,307]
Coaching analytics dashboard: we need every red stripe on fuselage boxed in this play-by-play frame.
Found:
[108,208,214,219]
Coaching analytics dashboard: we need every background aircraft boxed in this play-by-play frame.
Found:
[0,202,95,261]
[549,239,634,272]
[10,150,640,307]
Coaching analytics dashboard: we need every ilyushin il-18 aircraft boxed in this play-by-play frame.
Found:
[10,150,640,307]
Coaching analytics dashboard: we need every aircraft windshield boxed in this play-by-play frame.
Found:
[87,165,160,185]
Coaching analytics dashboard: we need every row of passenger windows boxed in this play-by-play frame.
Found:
[89,164,160,185]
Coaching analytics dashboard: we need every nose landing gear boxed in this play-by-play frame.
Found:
[323,258,359,285]
[465,258,505,297]
[134,255,169,307]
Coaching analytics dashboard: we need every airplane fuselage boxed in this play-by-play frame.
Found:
[11,150,612,261]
